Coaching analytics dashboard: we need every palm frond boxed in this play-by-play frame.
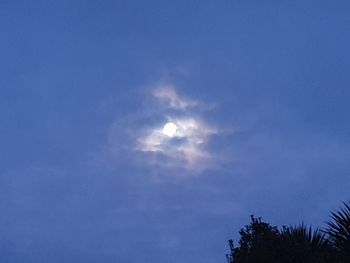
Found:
[324,200,350,259]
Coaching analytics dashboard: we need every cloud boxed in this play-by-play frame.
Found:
[106,84,221,175]
[139,86,219,173]
[137,117,217,171]
[152,86,198,110]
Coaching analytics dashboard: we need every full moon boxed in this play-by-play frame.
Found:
[162,122,177,137]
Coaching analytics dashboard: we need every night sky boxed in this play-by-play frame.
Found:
[1,1,350,262]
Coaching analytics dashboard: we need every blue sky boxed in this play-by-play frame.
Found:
[1,1,350,262]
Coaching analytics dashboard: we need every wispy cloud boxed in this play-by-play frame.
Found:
[137,117,217,171]
[106,84,221,175]
[138,85,218,172]
[152,86,198,110]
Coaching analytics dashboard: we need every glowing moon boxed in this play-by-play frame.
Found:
[162,122,177,137]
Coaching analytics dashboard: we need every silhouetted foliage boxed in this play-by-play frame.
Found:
[227,201,350,263]
[227,216,280,263]
[279,225,333,263]
[324,201,350,262]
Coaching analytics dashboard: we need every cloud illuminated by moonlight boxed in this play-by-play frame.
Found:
[136,86,218,172]
[152,86,198,110]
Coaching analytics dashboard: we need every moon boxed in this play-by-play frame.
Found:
[162,122,177,137]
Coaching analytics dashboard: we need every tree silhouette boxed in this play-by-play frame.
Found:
[279,225,333,263]
[226,201,350,263]
[227,216,280,263]
[324,201,350,262]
